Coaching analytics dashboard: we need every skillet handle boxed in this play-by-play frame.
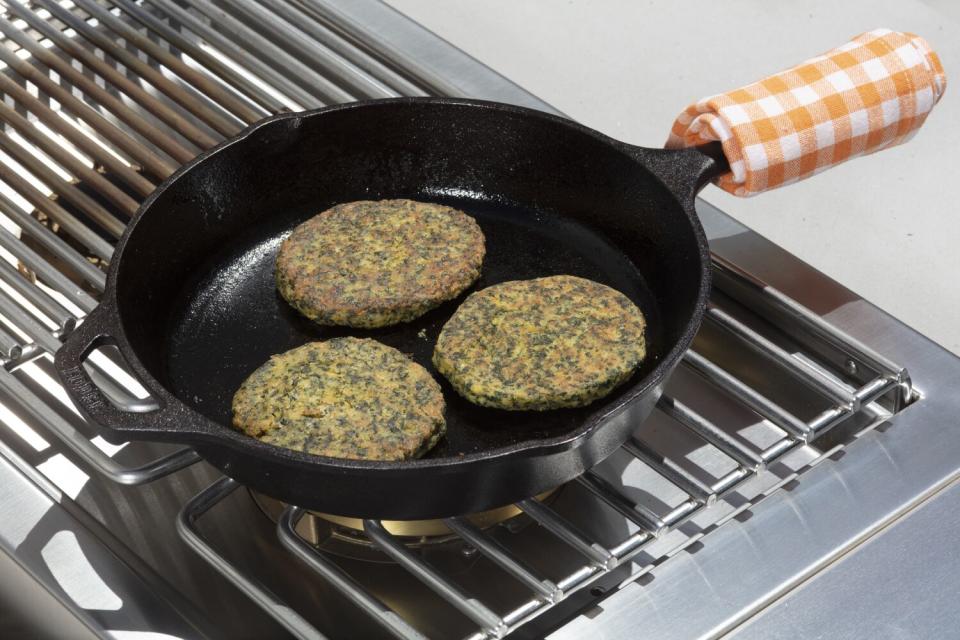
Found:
[56,302,147,432]
[627,142,729,203]
[55,302,215,443]
[665,29,946,196]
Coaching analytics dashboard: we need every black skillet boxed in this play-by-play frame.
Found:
[55,98,727,519]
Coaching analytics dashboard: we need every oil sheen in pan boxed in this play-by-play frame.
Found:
[164,194,662,459]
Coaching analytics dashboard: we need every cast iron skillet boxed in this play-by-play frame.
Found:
[55,98,727,519]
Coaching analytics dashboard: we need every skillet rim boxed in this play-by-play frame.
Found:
[92,96,712,472]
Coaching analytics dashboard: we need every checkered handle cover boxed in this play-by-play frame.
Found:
[666,29,946,196]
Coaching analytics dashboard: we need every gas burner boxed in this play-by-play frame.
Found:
[249,488,560,562]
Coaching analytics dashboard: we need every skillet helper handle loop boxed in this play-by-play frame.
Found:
[56,302,144,428]
[667,28,947,196]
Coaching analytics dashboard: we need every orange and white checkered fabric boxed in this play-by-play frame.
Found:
[666,29,946,196]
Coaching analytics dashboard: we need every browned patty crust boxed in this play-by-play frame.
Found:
[276,199,485,328]
[433,275,647,410]
[232,338,445,460]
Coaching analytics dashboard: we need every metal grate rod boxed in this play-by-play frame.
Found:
[0,149,122,253]
[255,0,427,97]
[0,283,74,350]
[0,100,139,214]
[35,0,244,136]
[109,0,282,114]
[142,0,317,108]
[0,211,103,307]
[0,13,200,163]
[364,519,507,638]
[0,258,74,333]
[0,113,136,230]
[622,436,716,505]
[0,69,155,195]
[853,376,899,407]
[709,466,754,497]
[0,135,123,240]
[444,516,563,603]
[2,1,220,150]
[290,0,462,96]
[0,23,176,177]
[684,349,813,442]
[278,507,427,640]
[577,471,669,536]
[51,0,255,131]
[760,438,800,464]
[227,0,400,99]
[516,498,616,570]
[178,478,325,640]
[712,255,911,407]
[179,0,356,104]
[0,322,21,360]
[657,395,765,471]
[706,305,859,409]
[0,365,198,483]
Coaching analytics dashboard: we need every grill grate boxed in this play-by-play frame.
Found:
[0,2,914,639]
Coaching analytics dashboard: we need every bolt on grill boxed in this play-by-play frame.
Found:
[0,2,915,639]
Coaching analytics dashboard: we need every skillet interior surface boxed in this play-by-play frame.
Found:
[165,194,663,458]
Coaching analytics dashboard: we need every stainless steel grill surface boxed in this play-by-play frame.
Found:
[0,2,958,639]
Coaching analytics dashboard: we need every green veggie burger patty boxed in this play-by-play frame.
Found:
[275,199,485,328]
[232,337,445,461]
[432,275,647,410]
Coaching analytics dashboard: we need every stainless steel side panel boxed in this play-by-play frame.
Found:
[0,439,204,639]
[0,551,101,640]
[729,478,960,640]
